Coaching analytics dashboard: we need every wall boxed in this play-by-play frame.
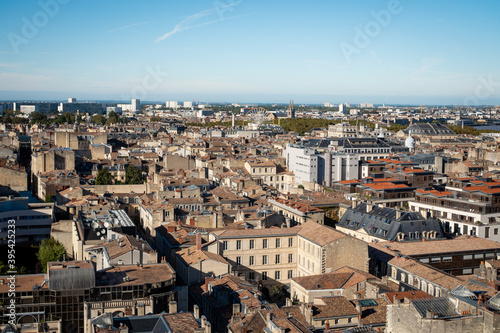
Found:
[0,166,27,191]
[323,236,369,273]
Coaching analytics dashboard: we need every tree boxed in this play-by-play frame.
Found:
[150,116,161,122]
[125,165,143,184]
[92,114,107,125]
[36,238,67,273]
[30,111,48,124]
[45,194,52,203]
[95,168,114,185]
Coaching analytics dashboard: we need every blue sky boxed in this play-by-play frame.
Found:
[0,0,499,105]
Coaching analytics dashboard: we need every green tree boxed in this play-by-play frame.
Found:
[150,116,161,122]
[95,168,114,185]
[30,112,48,124]
[92,114,107,125]
[36,238,67,273]
[125,165,143,184]
[44,194,52,203]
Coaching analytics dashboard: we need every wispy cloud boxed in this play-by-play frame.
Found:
[0,62,18,68]
[107,21,153,33]
[156,5,243,42]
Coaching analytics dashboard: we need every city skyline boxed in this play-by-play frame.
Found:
[1,0,499,105]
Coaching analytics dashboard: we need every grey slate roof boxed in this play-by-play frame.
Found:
[412,297,458,318]
[337,202,444,242]
[403,123,456,136]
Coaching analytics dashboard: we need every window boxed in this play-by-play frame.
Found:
[495,228,499,235]
[420,258,429,263]
[236,240,242,250]
[474,254,484,260]
[249,256,254,266]
[249,272,255,280]
[288,270,293,279]
[263,239,268,249]
[276,238,281,248]
[262,271,268,280]
[442,256,452,262]
[222,241,228,251]
[236,256,241,265]
[463,268,473,274]
[430,257,441,263]
[289,238,293,247]
[463,254,473,260]
[250,240,255,249]
[275,271,280,280]
[263,255,268,265]
[276,254,280,264]
[288,254,293,263]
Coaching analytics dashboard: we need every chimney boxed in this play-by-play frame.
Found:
[352,200,357,209]
[305,307,313,325]
[204,321,211,333]
[232,303,240,315]
[169,301,177,314]
[286,298,292,306]
[366,203,373,213]
[196,233,202,251]
[325,320,330,330]
[396,207,401,219]
[194,304,200,319]
[201,315,207,328]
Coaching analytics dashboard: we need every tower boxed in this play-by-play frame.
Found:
[287,99,295,118]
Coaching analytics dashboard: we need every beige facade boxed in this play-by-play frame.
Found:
[209,221,369,287]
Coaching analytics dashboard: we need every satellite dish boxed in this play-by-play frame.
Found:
[104,222,110,228]
[96,231,101,236]
[101,229,106,234]
[100,236,105,240]
[92,222,98,229]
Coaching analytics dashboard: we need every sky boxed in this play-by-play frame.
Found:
[0,0,499,105]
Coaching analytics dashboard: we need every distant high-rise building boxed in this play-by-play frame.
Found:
[166,101,178,109]
[68,97,76,103]
[287,100,295,118]
[183,101,193,108]
[339,103,346,114]
[131,99,140,112]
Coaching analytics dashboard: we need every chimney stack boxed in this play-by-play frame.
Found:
[196,233,202,251]
[194,304,200,319]
[169,301,177,314]
[396,207,401,219]
[233,303,240,315]
[366,202,373,213]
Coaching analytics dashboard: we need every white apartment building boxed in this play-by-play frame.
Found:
[283,144,319,185]
[409,187,500,242]
[166,101,178,109]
